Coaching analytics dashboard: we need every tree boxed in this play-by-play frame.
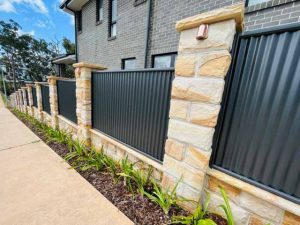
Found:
[62,37,75,54]
[0,20,58,84]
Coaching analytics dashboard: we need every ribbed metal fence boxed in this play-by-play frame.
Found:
[92,69,174,162]
[41,85,50,115]
[32,87,37,107]
[212,24,300,204]
[57,79,77,124]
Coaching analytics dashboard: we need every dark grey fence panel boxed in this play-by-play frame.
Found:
[57,80,77,124]
[32,87,37,107]
[212,25,300,204]
[41,85,50,114]
[92,69,174,162]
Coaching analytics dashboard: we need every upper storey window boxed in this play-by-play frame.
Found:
[109,0,117,38]
[246,0,268,6]
[96,0,103,22]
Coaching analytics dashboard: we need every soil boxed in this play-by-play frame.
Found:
[12,111,228,225]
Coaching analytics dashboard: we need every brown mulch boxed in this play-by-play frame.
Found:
[12,110,228,225]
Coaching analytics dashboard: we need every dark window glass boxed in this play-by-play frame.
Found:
[96,0,103,22]
[153,53,177,68]
[77,10,82,32]
[109,0,117,37]
[122,58,136,69]
[247,0,268,6]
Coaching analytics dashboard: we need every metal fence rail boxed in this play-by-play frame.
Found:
[92,69,174,162]
[41,85,50,115]
[57,80,77,124]
[212,24,300,204]
[32,87,37,107]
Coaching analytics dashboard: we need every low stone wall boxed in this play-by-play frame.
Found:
[90,129,162,181]
[58,115,78,139]
[33,107,40,121]
[42,111,52,127]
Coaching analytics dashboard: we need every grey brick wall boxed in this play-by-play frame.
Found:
[76,0,300,69]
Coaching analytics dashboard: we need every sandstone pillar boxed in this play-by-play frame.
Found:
[47,76,59,129]
[73,62,106,146]
[26,84,34,116]
[21,87,28,113]
[161,3,244,211]
[35,83,43,120]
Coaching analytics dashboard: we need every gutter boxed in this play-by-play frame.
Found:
[60,0,79,63]
[144,0,152,68]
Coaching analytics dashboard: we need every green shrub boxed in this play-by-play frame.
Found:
[172,192,216,225]
[132,165,153,196]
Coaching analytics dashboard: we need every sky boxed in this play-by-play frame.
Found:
[0,0,75,52]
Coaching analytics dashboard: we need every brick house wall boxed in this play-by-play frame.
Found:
[76,0,300,70]
[77,0,300,69]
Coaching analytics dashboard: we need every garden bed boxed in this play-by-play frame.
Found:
[12,110,228,225]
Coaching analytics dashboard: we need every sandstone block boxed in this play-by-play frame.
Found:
[168,119,214,151]
[163,155,205,190]
[207,176,241,202]
[169,100,189,120]
[171,77,225,104]
[239,192,284,222]
[190,103,221,127]
[165,139,185,161]
[207,191,250,225]
[248,216,275,225]
[179,20,236,53]
[283,212,300,225]
[198,51,231,77]
[184,146,211,171]
[175,54,197,77]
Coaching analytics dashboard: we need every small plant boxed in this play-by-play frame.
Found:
[102,154,119,179]
[117,156,135,193]
[132,165,153,196]
[219,186,234,225]
[79,147,105,172]
[144,178,181,214]
[172,192,216,225]
[64,139,87,162]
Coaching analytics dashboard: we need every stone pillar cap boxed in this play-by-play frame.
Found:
[47,76,73,80]
[21,87,27,89]
[73,62,106,70]
[176,3,244,32]
[34,81,48,85]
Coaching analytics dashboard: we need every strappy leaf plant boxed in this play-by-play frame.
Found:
[219,186,234,225]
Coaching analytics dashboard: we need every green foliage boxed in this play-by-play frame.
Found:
[117,156,135,193]
[219,186,234,225]
[172,192,216,225]
[132,165,153,196]
[144,178,181,214]
[102,154,119,179]
[62,37,75,54]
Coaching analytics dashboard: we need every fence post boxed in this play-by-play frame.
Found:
[35,82,43,121]
[48,76,59,129]
[17,89,23,112]
[161,4,244,211]
[21,87,28,113]
[73,62,106,146]
[26,84,34,116]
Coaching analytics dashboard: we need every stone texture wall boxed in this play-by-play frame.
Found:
[58,115,78,140]
[48,76,59,129]
[161,4,241,211]
[35,83,43,121]
[26,84,34,116]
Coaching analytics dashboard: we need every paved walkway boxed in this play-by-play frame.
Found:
[0,98,133,225]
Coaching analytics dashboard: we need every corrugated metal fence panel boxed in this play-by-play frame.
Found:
[32,87,37,107]
[212,26,300,204]
[92,69,174,162]
[57,80,77,124]
[41,85,50,115]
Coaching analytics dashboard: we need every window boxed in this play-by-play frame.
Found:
[109,0,117,38]
[77,10,82,32]
[96,0,103,22]
[122,58,136,69]
[246,0,268,6]
[152,53,177,68]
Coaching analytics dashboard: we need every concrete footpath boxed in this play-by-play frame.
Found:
[0,98,133,225]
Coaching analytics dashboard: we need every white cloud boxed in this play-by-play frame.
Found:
[69,15,74,25]
[17,29,35,36]
[35,19,55,29]
[0,0,48,15]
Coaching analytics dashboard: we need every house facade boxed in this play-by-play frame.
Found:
[60,0,300,69]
